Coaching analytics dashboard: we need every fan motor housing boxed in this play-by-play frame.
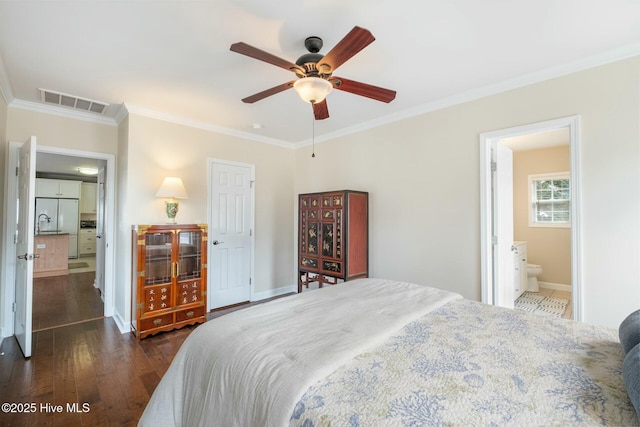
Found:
[295,36,329,78]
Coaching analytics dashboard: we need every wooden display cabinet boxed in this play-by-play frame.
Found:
[131,224,207,339]
[298,190,368,292]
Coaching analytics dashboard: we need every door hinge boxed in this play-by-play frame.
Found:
[492,235,498,245]
[12,302,16,313]
[250,229,253,237]
[491,161,497,172]
[250,180,255,189]
[15,166,19,176]
[249,278,252,285]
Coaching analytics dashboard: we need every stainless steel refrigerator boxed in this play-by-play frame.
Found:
[35,198,79,258]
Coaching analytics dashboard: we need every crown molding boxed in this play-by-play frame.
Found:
[2,42,639,149]
[0,53,14,106]
[124,103,295,149]
[295,44,640,147]
[9,98,118,126]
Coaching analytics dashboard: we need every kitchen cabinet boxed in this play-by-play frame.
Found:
[33,234,69,278]
[80,182,97,213]
[131,224,208,339]
[35,178,81,198]
[79,228,96,255]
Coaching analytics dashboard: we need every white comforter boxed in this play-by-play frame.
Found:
[138,278,461,427]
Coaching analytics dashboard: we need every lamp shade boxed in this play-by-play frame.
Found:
[293,77,332,104]
[155,177,188,199]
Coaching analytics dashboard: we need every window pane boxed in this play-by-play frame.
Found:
[530,174,570,226]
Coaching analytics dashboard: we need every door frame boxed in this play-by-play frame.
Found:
[206,158,255,309]
[479,115,583,321]
[2,142,116,339]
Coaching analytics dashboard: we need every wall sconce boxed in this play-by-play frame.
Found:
[155,177,188,224]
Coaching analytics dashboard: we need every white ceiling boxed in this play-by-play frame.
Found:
[501,128,569,152]
[1,1,640,147]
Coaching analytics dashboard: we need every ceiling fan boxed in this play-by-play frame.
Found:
[230,26,396,120]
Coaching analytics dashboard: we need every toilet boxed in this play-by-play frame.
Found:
[527,264,543,292]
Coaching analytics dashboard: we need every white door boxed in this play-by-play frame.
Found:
[209,161,254,309]
[493,141,514,308]
[15,136,37,358]
[95,166,106,296]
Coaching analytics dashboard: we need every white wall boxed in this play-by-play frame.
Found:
[294,56,640,328]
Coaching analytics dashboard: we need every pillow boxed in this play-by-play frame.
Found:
[620,309,640,355]
[623,343,640,419]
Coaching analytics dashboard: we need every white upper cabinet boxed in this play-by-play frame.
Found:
[35,178,81,198]
[80,182,97,213]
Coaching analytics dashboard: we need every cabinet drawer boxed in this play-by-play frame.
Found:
[175,306,205,323]
[79,245,95,254]
[140,313,173,331]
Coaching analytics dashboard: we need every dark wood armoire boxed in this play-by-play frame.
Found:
[298,190,368,292]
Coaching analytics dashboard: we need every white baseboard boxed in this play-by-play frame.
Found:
[252,284,297,302]
[539,281,571,292]
[111,311,130,334]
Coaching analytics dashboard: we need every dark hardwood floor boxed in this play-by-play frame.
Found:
[33,272,103,332]
[0,294,294,426]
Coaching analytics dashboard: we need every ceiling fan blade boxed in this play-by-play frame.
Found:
[241,81,295,104]
[230,42,303,74]
[331,77,396,103]
[317,26,375,73]
[312,99,329,120]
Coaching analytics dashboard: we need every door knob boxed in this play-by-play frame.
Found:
[212,240,224,245]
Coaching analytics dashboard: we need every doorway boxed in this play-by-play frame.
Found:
[479,116,583,321]
[3,142,116,354]
[32,152,104,331]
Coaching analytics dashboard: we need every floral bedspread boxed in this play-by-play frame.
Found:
[290,299,638,426]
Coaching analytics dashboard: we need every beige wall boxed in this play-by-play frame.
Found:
[114,113,296,326]
[513,146,571,285]
[1,107,118,337]
[1,56,639,331]
[6,108,118,153]
[294,56,640,328]
[0,93,7,335]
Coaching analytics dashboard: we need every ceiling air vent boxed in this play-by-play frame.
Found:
[39,89,108,114]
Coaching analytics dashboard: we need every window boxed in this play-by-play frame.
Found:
[528,172,570,228]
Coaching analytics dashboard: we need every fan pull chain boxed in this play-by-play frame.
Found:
[311,111,316,158]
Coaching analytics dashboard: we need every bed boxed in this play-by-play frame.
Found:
[139,278,640,426]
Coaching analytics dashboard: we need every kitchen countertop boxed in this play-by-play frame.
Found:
[36,232,70,236]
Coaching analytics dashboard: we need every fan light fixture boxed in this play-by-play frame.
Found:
[155,177,188,224]
[293,77,332,104]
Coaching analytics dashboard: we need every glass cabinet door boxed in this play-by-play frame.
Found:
[144,232,174,285]
[177,230,202,281]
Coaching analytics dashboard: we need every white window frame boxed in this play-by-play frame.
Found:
[528,172,571,228]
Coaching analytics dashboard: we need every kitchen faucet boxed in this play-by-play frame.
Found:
[36,213,51,234]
